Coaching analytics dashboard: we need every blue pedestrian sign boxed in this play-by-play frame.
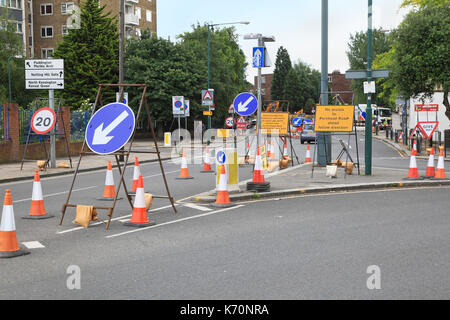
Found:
[85,103,135,155]
[216,151,226,164]
[233,92,258,117]
[292,117,302,126]
[252,47,264,68]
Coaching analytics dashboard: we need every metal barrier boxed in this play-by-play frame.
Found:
[19,109,43,144]
[70,111,88,141]
[0,105,8,141]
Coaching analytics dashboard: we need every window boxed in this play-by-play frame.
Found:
[41,26,53,38]
[146,10,152,22]
[41,48,54,59]
[328,76,332,83]
[135,7,141,19]
[40,4,53,15]
[61,2,73,15]
[16,22,22,33]
[6,0,21,9]
[261,76,266,84]
[136,28,141,37]
[62,25,68,35]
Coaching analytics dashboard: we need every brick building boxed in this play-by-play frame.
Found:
[253,73,273,102]
[0,0,157,59]
[328,70,353,105]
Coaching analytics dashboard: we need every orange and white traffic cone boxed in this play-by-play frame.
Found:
[282,140,289,159]
[269,139,276,160]
[304,144,312,164]
[247,146,271,192]
[201,147,213,173]
[1,190,30,258]
[98,161,120,201]
[23,171,53,219]
[129,157,141,195]
[123,175,155,227]
[434,146,447,179]
[176,150,193,179]
[424,147,435,178]
[405,141,421,179]
[211,164,234,208]
[267,139,271,159]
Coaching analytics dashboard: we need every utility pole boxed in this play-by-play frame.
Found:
[118,0,125,161]
[365,0,373,175]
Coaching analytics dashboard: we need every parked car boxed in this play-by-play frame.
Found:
[300,123,316,144]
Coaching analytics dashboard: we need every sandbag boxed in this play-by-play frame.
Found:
[57,162,70,168]
[36,160,47,171]
[144,193,153,211]
[73,205,98,228]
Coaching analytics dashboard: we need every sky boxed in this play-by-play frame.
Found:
[157,0,410,83]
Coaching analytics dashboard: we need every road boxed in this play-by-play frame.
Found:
[2,132,446,299]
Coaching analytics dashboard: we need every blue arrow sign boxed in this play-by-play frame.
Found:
[252,47,264,68]
[85,103,135,155]
[292,117,302,126]
[233,92,258,117]
[216,151,226,164]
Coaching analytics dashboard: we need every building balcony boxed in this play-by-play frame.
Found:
[125,13,139,26]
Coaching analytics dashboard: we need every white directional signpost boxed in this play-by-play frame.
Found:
[25,59,64,168]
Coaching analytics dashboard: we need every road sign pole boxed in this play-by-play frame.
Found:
[256,38,263,148]
[48,88,56,168]
[365,0,373,175]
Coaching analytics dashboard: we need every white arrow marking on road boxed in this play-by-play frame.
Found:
[237,96,254,113]
[92,110,129,145]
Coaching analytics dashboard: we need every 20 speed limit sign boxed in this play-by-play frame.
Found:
[31,108,57,134]
[225,117,234,128]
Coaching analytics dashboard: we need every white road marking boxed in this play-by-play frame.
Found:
[22,241,45,249]
[13,186,97,203]
[56,203,179,234]
[106,205,245,239]
[183,203,213,212]
[142,170,179,179]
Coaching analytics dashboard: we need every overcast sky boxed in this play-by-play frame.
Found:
[157,0,410,83]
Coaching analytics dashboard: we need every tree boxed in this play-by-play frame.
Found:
[391,4,450,118]
[125,30,203,130]
[292,60,320,113]
[401,0,448,8]
[53,0,119,109]
[271,46,292,101]
[283,69,302,113]
[177,24,247,125]
[346,28,392,106]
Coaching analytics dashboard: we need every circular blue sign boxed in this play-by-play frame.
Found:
[304,119,312,124]
[175,101,182,108]
[292,117,302,126]
[216,151,226,164]
[85,103,135,155]
[233,92,258,117]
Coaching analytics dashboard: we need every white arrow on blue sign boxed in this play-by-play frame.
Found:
[216,150,226,164]
[85,103,135,155]
[252,47,264,68]
[292,117,302,126]
[233,92,258,117]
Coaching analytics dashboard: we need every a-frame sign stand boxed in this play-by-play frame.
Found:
[60,84,177,230]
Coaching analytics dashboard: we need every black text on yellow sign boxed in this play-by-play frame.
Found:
[260,112,289,135]
[314,105,355,132]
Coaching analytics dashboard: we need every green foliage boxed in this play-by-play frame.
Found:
[53,0,119,109]
[177,24,247,125]
[391,4,450,117]
[401,0,448,8]
[292,61,320,113]
[125,30,203,129]
[271,46,292,101]
[373,47,398,109]
[346,28,392,106]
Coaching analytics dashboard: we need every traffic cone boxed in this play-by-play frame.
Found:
[211,165,234,208]
[23,171,53,219]
[405,141,421,179]
[269,139,276,160]
[123,175,155,227]
[1,190,30,258]
[176,150,193,179]
[267,139,271,159]
[201,147,213,173]
[304,144,312,164]
[130,157,141,195]
[98,161,121,201]
[434,146,447,179]
[424,147,435,178]
[282,140,289,158]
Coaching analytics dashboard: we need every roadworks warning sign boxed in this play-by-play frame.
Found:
[314,105,354,132]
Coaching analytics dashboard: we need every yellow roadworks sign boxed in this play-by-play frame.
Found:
[203,111,213,116]
[217,129,230,138]
[260,112,289,135]
[314,105,355,132]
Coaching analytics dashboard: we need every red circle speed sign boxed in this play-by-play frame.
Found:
[225,117,234,128]
[31,108,57,134]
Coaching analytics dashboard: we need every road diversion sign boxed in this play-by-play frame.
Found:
[292,117,302,126]
[260,112,289,135]
[417,121,439,139]
[25,59,64,89]
[314,105,354,132]
[225,117,234,128]
[233,92,257,116]
[30,108,56,134]
[252,47,264,68]
[236,116,247,129]
[216,150,226,164]
[85,103,135,155]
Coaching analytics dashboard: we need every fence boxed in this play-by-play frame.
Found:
[70,111,89,142]
[383,126,443,155]
[0,105,9,141]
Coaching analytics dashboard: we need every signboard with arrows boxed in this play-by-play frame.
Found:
[25,59,64,89]
[233,92,257,117]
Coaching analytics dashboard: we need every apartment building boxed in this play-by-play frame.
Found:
[1,0,157,59]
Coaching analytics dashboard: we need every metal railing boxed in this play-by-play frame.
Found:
[70,111,88,141]
[0,105,8,141]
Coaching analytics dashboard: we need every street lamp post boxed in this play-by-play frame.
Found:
[365,0,373,175]
[8,55,22,104]
[206,21,249,144]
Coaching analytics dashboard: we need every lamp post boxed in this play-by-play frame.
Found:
[243,33,275,148]
[206,21,249,144]
[365,0,373,175]
[8,55,22,104]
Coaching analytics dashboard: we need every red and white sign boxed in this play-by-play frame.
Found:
[236,116,247,129]
[31,107,56,134]
[225,117,234,128]
[415,104,439,112]
[417,121,439,139]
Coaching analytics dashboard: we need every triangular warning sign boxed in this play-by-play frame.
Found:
[417,121,439,139]
[203,90,213,101]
